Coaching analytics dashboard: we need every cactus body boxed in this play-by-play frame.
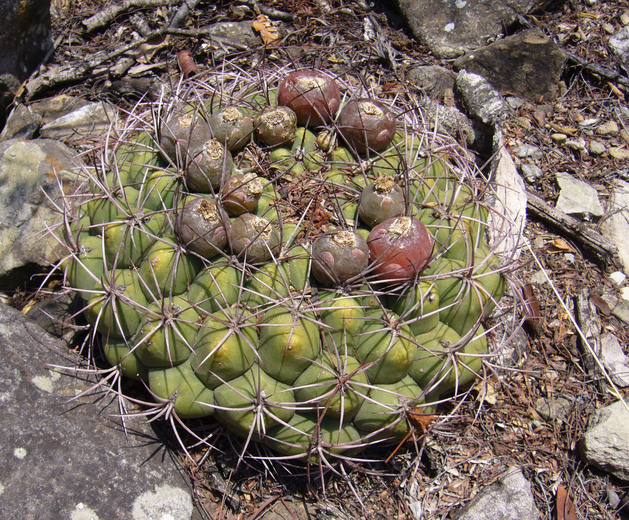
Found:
[57,65,517,464]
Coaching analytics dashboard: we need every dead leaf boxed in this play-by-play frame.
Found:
[523,283,541,335]
[134,34,170,64]
[177,50,198,79]
[408,409,437,434]
[547,238,575,253]
[252,14,280,45]
[556,485,578,520]
[590,294,611,315]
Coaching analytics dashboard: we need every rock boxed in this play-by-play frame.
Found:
[451,467,540,520]
[506,97,524,110]
[609,147,629,160]
[0,103,43,141]
[513,144,543,162]
[206,21,261,49]
[489,144,527,259]
[0,73,21,131]
[609,27,629,74]
[609,271,626,285]
[565,138,587,152]
[453,29,566,100]
[529,269,550,284]
[579,400,629,481]
[25,293,80,340]
[551,133,567,143]
[0,302,195,519]
[535,396,573,425]
[598,333,629,387]
[601,180,629,277]
[555,171,604,218]
[519,162,543,183]
[0,138,80,282]
[415,95,476,145]
[39,101,119,143]
[596,121,620,136]
[589,140,606,155]
[393,0,538,59]
[406,65,457,100]
[613,300,629,327]
[29,95,91,124]
[455,70,512,126]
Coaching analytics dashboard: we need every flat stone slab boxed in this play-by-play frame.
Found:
[452,466,540,520]
[579,400,629,481]
[0,302,195,519]
[453,28,566,101]
[555,171,604,218]
[394,0,537,59]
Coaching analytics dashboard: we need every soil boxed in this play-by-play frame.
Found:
[11,0,629,518]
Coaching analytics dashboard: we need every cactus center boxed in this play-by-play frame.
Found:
[388,217,412,237]
[359,101,383,117]
[242,173,263,195]
[374,175,395,193]
[332,230,357,247]
[179,113,194,127]
[251,216,272,239]
[221,107,242,124]
[296,76,326,91]
[203,139,224,161]
[262,109,290,126]
[198,199,220,223]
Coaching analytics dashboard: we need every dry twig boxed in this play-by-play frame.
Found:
[526,190,618,264]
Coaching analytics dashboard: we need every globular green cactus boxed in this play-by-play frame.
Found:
[55,65,518,466]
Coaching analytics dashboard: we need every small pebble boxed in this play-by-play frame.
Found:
[620,129,629,145]
[514,144,543,162]
[530,269,551,284]
[609,147,629,160]
[622,287,629,301]
[603,23,615,35]
[519,163,543,183]
[579,118,600,128]
[515,117,533,131]
[610,271,627,285]
[551,133,567,143]
[596,120,620,136]
[589,140,607,155]
[621,12,629,25]
[506,96,525,110]
[565,253,575,264]
[565,138,587,151]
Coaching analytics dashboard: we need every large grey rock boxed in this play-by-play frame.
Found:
[0,138,80,281]
[0,302,195,519]
[453,29,566,100]
[415,96,476,145]
[0,103,42,141]
[601,180,629,277]
[456,70,512,126]
[39,101,119,143]
[393,0,538,59]
[555,171,604,218]
[406,65,457,101]
[452,467,540,520]
[609,27,629,74]
[598,333,629,388]
[580,400,629,481]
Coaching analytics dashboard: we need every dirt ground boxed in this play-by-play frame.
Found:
[13,0,629,518]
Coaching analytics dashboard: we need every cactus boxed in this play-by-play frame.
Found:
[53,65,519,467]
